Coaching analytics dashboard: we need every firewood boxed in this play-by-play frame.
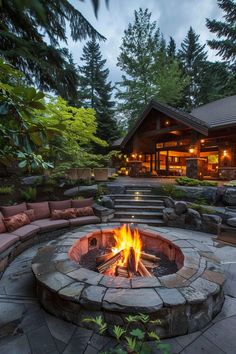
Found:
[116,265,129,278]
[96,252,113,264]
[97,251,123,273]
[141,252,160,263]
[127,247,136,276]
[138,260,152,277]
[142,259,156,269]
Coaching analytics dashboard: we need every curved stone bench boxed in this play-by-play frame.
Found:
[0,199,103,278]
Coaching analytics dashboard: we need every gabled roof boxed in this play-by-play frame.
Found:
[191,95,236,129]
[121,100,209,149]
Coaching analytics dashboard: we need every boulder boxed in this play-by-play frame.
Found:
[222,188,236,206]
[185,208,202,230]
[164,197,175,208]
[163,207,185,227]
[175,201,188,215]
[21,175,44,185]
[175,186,219,204]
[78,185,98,197]
[64,186,79,197]
[226,218,236,228]
[98,196,114,209]
[202,214,222,234]
[106,183,125,195]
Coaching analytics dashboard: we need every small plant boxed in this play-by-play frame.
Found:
[83,314,171,354]
[176,177,217,187]
[108,173,118,181]
[162,184,185,199]
[20,187,37,201]
[189,203,212,215]
[0,186,13,195]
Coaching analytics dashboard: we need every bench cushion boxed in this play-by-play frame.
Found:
[27,202,50,220]
[71,198,93,208]
[0,203,27,217]
[0,233,19,253]
[12,224,40,240]
[69,215,100,227]
[49,200,71,212]
[31,218,69,232]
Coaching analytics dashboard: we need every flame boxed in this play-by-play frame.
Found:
[112,224,142,271]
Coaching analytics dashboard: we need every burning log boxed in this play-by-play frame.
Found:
[116,265,129,278]
[127,247,137,276]
[97,251,123,273]
[138,260,152,277]
[141,252,160,263]
[96,252,113,264]
[141,259,157,269]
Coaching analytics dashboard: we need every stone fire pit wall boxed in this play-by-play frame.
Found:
[32,224,225,339]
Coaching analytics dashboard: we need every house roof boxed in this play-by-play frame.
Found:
[121,100,209,149]
[191,95,236,129]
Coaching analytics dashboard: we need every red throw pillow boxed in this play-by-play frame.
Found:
[3,212,30,232]
[74,206,94,217]
[51,208,77,220]
[24,209,35,222]
[71,198,93,208]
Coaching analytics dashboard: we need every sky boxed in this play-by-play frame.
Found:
[68,0,223,83]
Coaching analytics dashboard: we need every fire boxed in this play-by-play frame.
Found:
[112,224,142,271]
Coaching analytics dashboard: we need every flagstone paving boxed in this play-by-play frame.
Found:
[0,227,236,353]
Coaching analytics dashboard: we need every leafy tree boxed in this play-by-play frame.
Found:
[0,0,105,101]
[78,37,119,145]
[0,59,53,172]
[206,0,236,63]
[116,8,161,128]
[178,27,208,110]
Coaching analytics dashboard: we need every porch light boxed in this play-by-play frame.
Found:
[200,139,205,144]
[223,150,227,157]
[132,153,136,158]
[189,147,195,154]
[165,120,170,125]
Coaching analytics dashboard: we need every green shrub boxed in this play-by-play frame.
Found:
[189,203,212,215]
[21,187,37,201]
[162,184,186,199]
[0,186,13,195]
[83,314,170,354]
[224,180,236,187]
[176,177,217,187]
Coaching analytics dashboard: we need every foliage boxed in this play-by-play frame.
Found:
[162,184,186,199]
[178,27,208,110]
[224,180,236,187]
[108,173,119,181]
[0,59,54,171]
[206,0,236,64]
[83,314,171,354]
[20,187,37,201]
[176,177,218,187]
[116,8,161,128]
[0,0,105,100]
[0,186,13,195]
[189,203,214,215]
[78,37,119,146]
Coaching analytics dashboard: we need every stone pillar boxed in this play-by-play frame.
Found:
[186,158,206,179]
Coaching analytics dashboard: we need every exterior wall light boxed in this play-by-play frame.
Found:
[189,148,195,154]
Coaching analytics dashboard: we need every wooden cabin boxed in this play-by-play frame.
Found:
[119,95,236,180]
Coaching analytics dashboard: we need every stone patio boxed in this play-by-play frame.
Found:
[0,226,236,353]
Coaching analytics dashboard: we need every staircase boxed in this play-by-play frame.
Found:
[111,186,165,226]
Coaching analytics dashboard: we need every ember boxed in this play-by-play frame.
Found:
[96,224,160,278]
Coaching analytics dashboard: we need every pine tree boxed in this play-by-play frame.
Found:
[78,37,119,146]
[178,27,208,110]
[116,8,161,128]
[206,0,236,63]
[167,37,176,61]
[0,0,105,101]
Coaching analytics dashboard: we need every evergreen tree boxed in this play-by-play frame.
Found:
[0,0,105,101]
[78,37,119,145]
[178,27,208,110]
[206,0,236,63]
[167,37,176,61]
[116,8,161,128]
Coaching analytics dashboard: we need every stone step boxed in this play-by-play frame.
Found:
[111,218,165,226]
[114,199,164,205]
[114,205,164,211]
[112,194,161,199]
[126,189,152,194]
[114,211,163,219]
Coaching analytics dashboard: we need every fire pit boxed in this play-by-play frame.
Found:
[32,224,225,338]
